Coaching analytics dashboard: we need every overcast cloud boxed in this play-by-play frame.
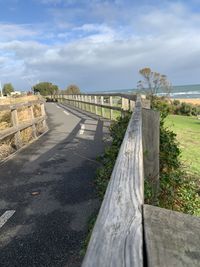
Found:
[0,0,200,91]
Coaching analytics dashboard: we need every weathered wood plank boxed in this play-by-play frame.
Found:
[122,97,129,111]
[82,96,144,267]
[100,96,105,117]
[61,93,137,100]
[142,109,160,202]
[141,99,151,109]
[61,97,122,111]
[40,103,47,130]
[94,96,98,114]
[11,109,22,149]
[0,100,44,111]
[144,205,200,267]
[0,115,46,141]
[28,105,37,138]
[109,96,113,120]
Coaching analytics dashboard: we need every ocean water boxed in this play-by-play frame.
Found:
[101,84,200,99]
[158,84,200,99]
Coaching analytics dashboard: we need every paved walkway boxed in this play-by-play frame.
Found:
[0,103,110,267]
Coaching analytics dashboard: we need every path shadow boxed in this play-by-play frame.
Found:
[0,103,111,267]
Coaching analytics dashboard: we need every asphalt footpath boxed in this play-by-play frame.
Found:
[0,102,110,267]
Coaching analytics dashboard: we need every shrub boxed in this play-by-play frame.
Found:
[95,114,131,199]
[96,97,200,216]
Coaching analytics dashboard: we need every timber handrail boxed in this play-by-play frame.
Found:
[54,93,150,119]
[0,100,44,111]
[82,96,144,267]
[0,99,47,149]
[61,99,122,111]
[0,115,47,141]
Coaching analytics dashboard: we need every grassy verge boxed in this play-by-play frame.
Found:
[0,95,40,105]
[165,115,200,175]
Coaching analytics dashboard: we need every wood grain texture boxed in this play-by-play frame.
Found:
[29,105,37,138]
[141,99,151,109]
[144,205,200,267]
[62,97,122,111]
[0,100,44,111]
[11,109,22,148]
[142,109,160,201]
[60,93,138,101]
[82,96,144,267]
[0,115,46,141]
[122,97,129,111]
[109,96,113,120]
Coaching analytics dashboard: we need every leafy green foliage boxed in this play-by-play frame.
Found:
[96,97,200,216]
[95,114,131,199]
[33,82,58,96]
[64,84,80,94]
[2,83,14,96]
[151,96,200,116]
[152,97,181,173]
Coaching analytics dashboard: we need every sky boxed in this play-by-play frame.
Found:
[1,0,200,91]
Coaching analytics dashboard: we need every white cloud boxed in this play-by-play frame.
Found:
[1,1,200,90]
[0,23,37,41]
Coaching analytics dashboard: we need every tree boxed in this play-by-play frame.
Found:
[137,67,172,98]
[3,83,14,96]
[65,84,80,94]
[33,82,58,97]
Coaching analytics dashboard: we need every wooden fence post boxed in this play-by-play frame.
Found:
[74,95,77,107]
[142,99,151,109]
[82,95,85,110]
[28,105,37,139]
[78,95,80,109]
[84,95,87,110]
[88,95,92,113]
[121,97,129,117]
[100,96,105,117]
[94,96,98,115]
[75,95,78,108]
[85,95,88,111]
[142,108,160,203]
[129,100,135,111]
[11,108,22,149]
[40,103,47,130]
[109,96,113,120]
[80,95,83,110]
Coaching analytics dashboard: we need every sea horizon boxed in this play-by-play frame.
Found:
[94,84,200,99]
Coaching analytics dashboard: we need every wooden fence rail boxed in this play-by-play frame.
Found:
[82,95,144,267]
[0,100,47,149]
[53,93,150,120]
[74,94,199,266]
[51,93,200,265]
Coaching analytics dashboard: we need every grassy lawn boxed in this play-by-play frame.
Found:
[165,115,200,175]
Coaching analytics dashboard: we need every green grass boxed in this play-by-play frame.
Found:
[165,115,200,175]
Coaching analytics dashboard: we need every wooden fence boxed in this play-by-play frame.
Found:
[54,93,150,120]
[51,93,200,265]
[55,93,200,266]
[82,95,145,266]
[0,100,47,150]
